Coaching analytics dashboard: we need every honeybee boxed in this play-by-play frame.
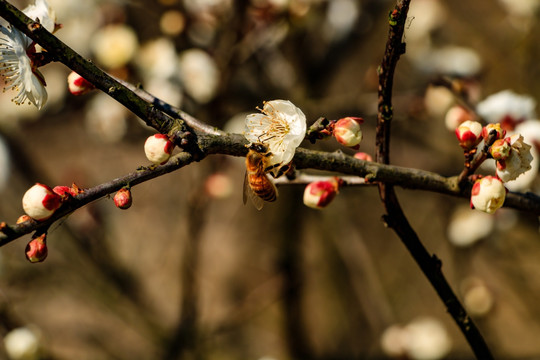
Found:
[243,143,288,210]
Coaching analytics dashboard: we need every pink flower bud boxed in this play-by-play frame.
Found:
[114,188,132,209]
[470,176,506,214]
[334,117,363,149]
[481,123,506,142]
[22,183,62,221]
[67,71,95,96]
[144,134,174,164]
[354,152,373,161]
[25,233,48,263]
[489,139,511,161]
[303,177,341,209]
[455,120,483,149]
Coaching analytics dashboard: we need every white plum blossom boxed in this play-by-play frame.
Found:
[496,134,533,182]
[244,99,306,177]
[178,48,220,104]
[0,0,56,110]
[477,90,536,130]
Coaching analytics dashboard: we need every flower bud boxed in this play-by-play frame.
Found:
[455,120,483,149]
[22,183,62,221]
[144,134,174,164]
[16,215,32,224]
[333,117,363,149]
[470,176,506,214]
[25,233,48,263]
[481,123,505,142]
[303,177,341,209]
[67,71,95,96]
[489,139,511,161]
[114,188,132,209]
[353,152,373,161]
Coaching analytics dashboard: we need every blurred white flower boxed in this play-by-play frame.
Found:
[498,0,540,17]
[178,48,220,104]
[244,99,306,176]
[323,0,360,42]
[426,46,482,77]
[136,38,179,81]
[477,90,536,130]
[461,277,494,317]
[90,24,139,69]
[447,205,495,247]
[85,92,128,143]
[381,317,452,360]
[404,317,452,360]
[3,326,41,360]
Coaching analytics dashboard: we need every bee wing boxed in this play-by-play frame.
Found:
[243,171,265,210]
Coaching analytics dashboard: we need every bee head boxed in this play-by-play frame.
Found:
[249,143,268,153]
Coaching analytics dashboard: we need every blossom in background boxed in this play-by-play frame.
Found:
[444,105,474,131]
[455,120,482,149]
[90,24,139,69]
[0,0,56,109]
[470,176,506,214]
[244,99,306,177]
[477,90,536,130]
[178,48,220,104]
[380,317,452,360]
[3,326,42,360]
[496,134,533,182]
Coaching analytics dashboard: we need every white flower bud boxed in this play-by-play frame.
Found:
[22,183,62,221]
[144,134,174,164]
[470,176,506,214]
[67,71,95,96]
[303,178,341,209]
[333,117,363,149]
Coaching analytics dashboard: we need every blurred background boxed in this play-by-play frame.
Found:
[0,0,540,359]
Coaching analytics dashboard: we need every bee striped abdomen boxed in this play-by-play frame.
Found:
[248,173,277,202]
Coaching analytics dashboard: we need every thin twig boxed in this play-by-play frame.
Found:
[375,1,494,359]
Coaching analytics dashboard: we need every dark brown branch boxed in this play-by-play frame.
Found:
[375,1,494,359]
[1,135,539,245]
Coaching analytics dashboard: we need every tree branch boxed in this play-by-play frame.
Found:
[375,1,494,359]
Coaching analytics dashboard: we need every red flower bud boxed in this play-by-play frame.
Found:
[67,71,95,96]
[25,233,48,263]
[303,177,341,209]
[455,120,483,149]
[114,188,132,209]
